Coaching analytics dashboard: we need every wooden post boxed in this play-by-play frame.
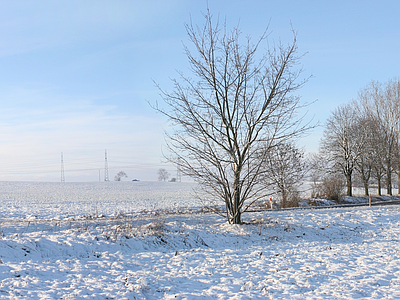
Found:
[369,194,372,207]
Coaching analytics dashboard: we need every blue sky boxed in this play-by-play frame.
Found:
[0,1,399,182]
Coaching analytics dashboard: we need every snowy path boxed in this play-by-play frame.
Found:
[1,204,400,299]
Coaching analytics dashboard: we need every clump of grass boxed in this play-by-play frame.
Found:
[102,218,166,241]
[138,219,165,237]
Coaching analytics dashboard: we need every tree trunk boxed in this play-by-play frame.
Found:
[398,169,400,194]
[377,177,382,196]
[346,174,352,197]
[232,167,242,224]
[363,182,369,196]
[232,190,241,224]
[387,182,392,195]
[386,167,392,195]
[281,189,287,208]
[360,168,370,196]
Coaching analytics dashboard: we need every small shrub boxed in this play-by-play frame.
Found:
[286,191,302,208]
[319,175,345,201]
[279,190,302,208]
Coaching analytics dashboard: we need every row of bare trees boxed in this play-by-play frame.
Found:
[318,78,400,197]
[153,7,399,225]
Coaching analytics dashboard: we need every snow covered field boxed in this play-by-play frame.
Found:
[0,181,400,299]
[0,181,200,221]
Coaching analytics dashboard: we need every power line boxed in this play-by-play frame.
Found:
[0,151,175,178]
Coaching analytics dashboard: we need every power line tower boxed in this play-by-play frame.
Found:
[104,149,109,181]
[176,158,182,182]
[61,152,65,182]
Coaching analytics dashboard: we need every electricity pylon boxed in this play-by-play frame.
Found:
[61,152,65,182]
[104,149,109,181]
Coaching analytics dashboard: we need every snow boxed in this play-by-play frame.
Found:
[1,181,400,299]
[0,181,200,221]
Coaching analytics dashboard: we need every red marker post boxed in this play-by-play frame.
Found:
[269,197,273,209]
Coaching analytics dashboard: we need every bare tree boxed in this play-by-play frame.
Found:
[114,171,128,181]
[353,115,376,196]
[320,104,366,196]
[371,122,388,195]
[356,114,388,196]
[308,152,326,198]
[264,142,308,208]
[355,150,373,196]
[358,79,400,195]
[373,157,386,196]
[158,168,170,182]
[154,10,312,224]
[386,79,400,193]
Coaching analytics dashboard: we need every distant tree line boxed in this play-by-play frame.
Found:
[315,78,400,198]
